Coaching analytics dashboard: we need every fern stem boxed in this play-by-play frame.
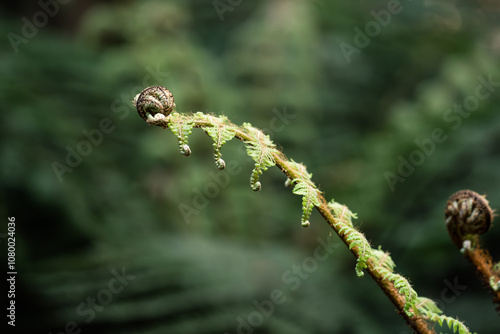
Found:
[140,106,475,334]
[462,246,500,314]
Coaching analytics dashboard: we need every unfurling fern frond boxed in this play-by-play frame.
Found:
[135,86,478,334]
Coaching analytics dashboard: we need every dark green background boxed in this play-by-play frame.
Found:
[1,0,499,333]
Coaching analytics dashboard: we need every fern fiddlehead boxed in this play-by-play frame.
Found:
[445,190,500,314]
[134,86,476,334]
[134,86,175,122]
[445,190,493,250]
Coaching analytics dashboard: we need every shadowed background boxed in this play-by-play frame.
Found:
[1,0,500,333]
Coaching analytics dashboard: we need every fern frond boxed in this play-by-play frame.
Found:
[135,89,478,333]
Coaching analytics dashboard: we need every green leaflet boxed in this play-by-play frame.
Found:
[434,315,473,334]
[288,160,320,227]
[202,116,236,170]
[243,123,278,191]
[382,272,418,317]
[345,230,369,277]
[418,298,474,334]
[371,246,396,272]
[327,200,369,276]
[417,297,442,315]
[168,113,194,156]
[328,201,357,228]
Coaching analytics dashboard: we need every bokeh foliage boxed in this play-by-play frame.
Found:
[1,0,500,333]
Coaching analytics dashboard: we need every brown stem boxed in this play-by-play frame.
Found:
[463,246,500,314]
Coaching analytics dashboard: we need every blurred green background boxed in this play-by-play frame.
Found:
[1,0,500,333]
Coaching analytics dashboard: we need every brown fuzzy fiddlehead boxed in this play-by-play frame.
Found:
[134,86,175,122]
[445,190,493,250]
